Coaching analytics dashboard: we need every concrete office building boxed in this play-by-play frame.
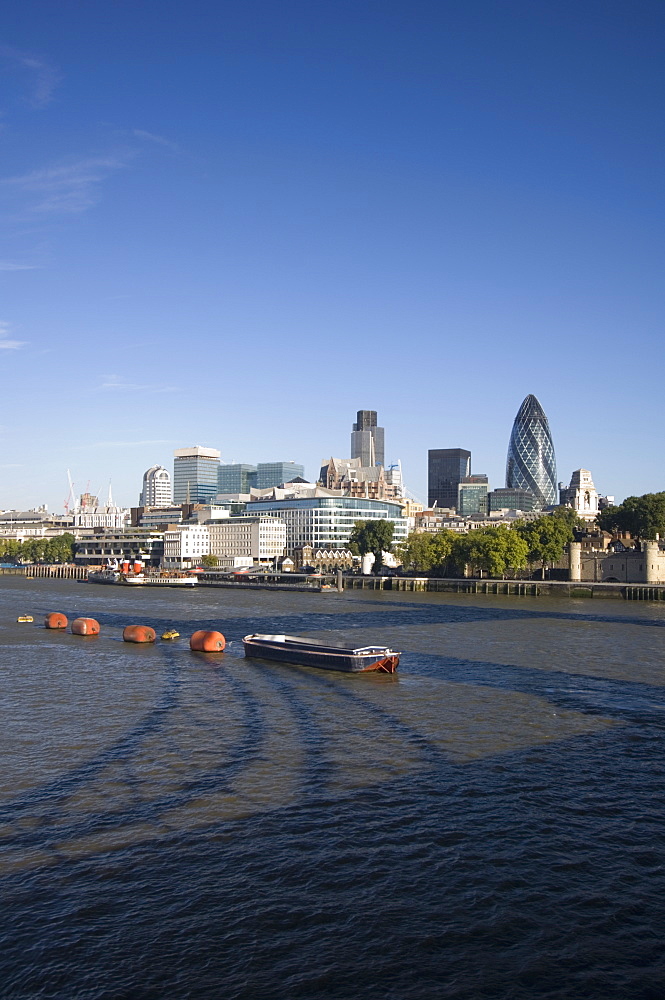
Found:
[506,395,557,509]
[163,524,210,569]
[139,466,172,507]
[208,515,286,568]
[173,447,221,503]
[428,449,471,509]
[351,410,384,468]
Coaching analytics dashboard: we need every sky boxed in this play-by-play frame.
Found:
[1,0,663,510]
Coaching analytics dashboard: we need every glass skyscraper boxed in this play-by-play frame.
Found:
[173,447,221,503]
[505,395,557,509]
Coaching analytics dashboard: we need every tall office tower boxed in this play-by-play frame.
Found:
[351,410,385,468]
[506,394,557,509]
[139,465,172,507]
[255,462,305,489]
[218,463,257,495]
[173,446,221,503]
[428,449,471,509]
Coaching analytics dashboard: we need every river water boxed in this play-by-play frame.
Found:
[1,577,664,999]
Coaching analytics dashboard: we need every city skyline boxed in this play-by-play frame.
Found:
[1,2,663,510]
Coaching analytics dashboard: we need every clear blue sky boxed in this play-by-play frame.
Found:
[1,0,663,510]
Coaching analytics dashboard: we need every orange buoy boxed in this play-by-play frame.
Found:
[71,617,100,636]
[123,625,156,643]
[190,630,226,652]
[45,612,68,629]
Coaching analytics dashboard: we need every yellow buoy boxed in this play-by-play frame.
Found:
[17,615,34,623]
[161,629,180,640]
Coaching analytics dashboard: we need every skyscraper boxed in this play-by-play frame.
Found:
[139,465,172,507]
[351,410,384,468]
[428,449,471,509]
[506,395,557,509]
[173,446,221,503]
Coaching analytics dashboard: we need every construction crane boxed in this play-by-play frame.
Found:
[63,470,76,514]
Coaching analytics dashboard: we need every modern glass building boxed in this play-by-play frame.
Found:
[505,395,557,509]
[245,496,408,556]
[218,463,257,494]
[488,487,536,512]
[173,447,221,503]
[351,410,385,468]
[428,449,471,509]
[255,462,305,489]
[458,476,489,515]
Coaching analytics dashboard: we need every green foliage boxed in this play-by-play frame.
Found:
[458,525,529,578]
[0,532,75,565]
[596,493,665,540]
[515,514,575,576]
[348,520,395,573]
[201,554,219,568]
[398,529,455,573]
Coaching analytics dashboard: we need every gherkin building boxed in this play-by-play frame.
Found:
[505,395,557,509]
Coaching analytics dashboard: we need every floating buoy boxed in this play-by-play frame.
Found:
[44,612,68,629]
[190,630,226,652]
[17,615,34,623]
[123,625,156,643]
[71,617,100,636]
[161,629,180,640]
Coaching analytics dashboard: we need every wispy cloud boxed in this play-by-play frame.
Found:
[132,129,179,151]
[3,156,129,214]
[99,375,179,393]
[0,45,61,108]
[0,260,39,271]
[0,321,26,350]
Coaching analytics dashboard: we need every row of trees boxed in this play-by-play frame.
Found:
[596,492,665,540]
[0,534,75,565]
[351,508,579,579]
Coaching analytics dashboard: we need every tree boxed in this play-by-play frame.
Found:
[462,525,529,579]
[516,514,575,578]
[398,529,455,573]
[596,493,665,540]
[44,533,75,563]
[201,554,219,568]
[348,519,395,574]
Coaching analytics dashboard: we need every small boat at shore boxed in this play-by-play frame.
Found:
[242,634,400,673]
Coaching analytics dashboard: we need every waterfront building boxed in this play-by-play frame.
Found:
[139,466,172,507]
[163,524,210,569]
[255,462,305,489]
[74,529,164,567]
[559,469,599,522]
[244,496,408,557]
[428,449,471,509]
[351,410,384,468]
[71,505,130,530]
[506,395,557,509]
[458,475,489,516]
[173,447,221,503]
[218,463,257,494]
[208,515,286,568]
[488,487,536,513]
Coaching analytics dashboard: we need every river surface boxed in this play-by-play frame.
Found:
[1,577,664,999]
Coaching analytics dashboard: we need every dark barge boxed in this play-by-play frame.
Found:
[242,634,400,673]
